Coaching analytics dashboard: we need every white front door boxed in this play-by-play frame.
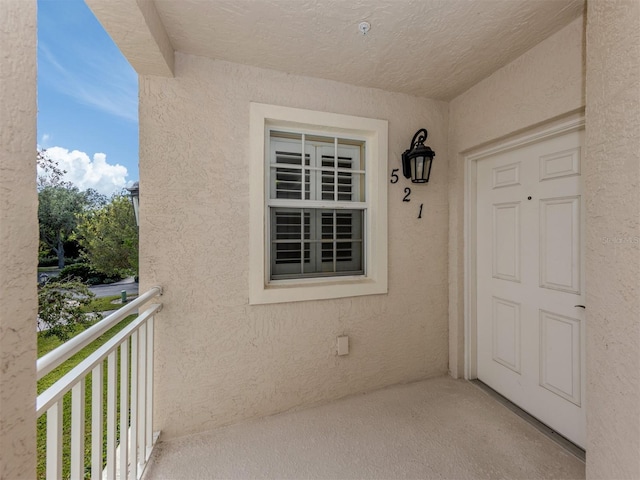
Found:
[476,128,586,448]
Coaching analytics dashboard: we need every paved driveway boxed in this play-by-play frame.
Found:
[89,278,139,298]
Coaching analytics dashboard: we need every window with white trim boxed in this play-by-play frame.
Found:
[249,103,388,305]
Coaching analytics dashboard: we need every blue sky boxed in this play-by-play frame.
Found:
[38,0,139,195]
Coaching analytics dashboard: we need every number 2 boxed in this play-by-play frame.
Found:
[403,187,411,202]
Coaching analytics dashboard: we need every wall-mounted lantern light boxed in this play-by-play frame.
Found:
[126,181,140,227]
[401,128,435,183]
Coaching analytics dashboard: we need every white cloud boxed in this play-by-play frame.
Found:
[41,146,128,196]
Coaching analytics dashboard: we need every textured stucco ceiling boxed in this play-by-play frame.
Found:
[150,0,584,101]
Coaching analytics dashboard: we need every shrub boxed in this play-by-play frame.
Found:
[59,263,121,285]
[38,256,59,267]
[58,263,92,281]
[38,279,94,341]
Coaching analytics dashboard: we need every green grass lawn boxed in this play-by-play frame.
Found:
[37,315,136,479]
[80,294,139,314]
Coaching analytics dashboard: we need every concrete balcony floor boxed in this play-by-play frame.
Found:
[142,376,584,479]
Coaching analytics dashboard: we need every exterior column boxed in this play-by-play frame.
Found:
[585,1,640,478]
[0,1,38,478]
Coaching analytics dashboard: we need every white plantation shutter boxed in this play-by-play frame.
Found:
[320,210,363,272]
[271,147,311,200]
[268,133,365,279]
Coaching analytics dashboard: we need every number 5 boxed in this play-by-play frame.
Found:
[390,168,399,184]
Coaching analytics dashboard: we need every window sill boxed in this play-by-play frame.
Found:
[250,275,387,305]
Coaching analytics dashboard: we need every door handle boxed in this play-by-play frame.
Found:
[574,305,586,309]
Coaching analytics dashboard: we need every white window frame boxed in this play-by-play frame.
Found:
[268,135,364,278]
[249,103,388,305]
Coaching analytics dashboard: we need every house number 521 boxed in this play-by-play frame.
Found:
[390,168,424,219]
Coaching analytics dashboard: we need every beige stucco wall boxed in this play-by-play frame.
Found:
[584,1,640,478]
[0,1,38,478]
[447,16,586,378]
[140,56,449,438]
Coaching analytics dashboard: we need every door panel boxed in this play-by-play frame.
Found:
[492,297,521,373]
[493,162,521,188]
[539,147,581,181]
[476,129,586,448]
[492,203,521,282]
[539,196,581,293]
[539,310,582,406]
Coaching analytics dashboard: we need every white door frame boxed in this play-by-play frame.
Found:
[463,115,585,380]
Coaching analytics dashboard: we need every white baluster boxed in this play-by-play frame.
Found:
[91,363,103,479]
[145,317,154,459]
[106,351,117,480]
[129,330,139,480]
[137,323,147,471]
[46,401,63,480]
[70,379,86,479]
[120,339,130,478]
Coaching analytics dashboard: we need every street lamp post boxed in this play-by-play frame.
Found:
[126,181,139,226]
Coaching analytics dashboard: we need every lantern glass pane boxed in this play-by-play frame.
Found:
[416,156,425,181]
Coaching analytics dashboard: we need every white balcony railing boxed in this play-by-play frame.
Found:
[37,286,163,480]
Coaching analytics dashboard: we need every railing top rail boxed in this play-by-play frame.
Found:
[37,286,162,380]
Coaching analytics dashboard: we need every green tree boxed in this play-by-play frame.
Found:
[75,195,138,277]
[84,188,108,209]
[37,148,65,190]
[38,185,89,269]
